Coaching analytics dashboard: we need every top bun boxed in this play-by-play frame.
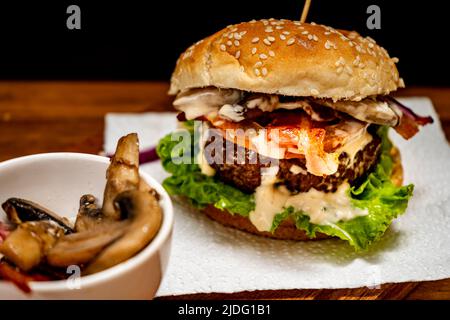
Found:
[169,19,404,101]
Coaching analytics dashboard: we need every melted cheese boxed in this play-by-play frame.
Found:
[250,130,286,159]
[250,182,368,232]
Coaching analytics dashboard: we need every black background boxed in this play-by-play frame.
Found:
[0,0,448,86]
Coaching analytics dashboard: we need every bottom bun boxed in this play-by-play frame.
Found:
[201,147,404,241]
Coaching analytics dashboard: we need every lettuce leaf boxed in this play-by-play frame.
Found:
[156,122,254,216]
[157,123,413,250]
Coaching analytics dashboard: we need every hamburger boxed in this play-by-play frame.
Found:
[157,19,432,250]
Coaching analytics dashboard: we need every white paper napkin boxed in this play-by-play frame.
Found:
[104,97,450,296]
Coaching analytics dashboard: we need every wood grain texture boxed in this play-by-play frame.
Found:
[0,81,449,300]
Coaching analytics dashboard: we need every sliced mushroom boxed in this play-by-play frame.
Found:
[84,189,162,275]
[74,194,104,232]
[2,198,73,234]
[0,221,65,271]
[102,133,140,220]
[46,221,128,268]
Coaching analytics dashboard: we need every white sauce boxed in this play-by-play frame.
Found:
[250,182,368,232]
[196,122,216,176]
[285,183,368,225]
[289,164,308,175]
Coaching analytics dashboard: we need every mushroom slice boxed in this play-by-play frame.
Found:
[46,221,128,268]
[0,221,65,271]
[2,198,73,234]
[102,133,140,220]
[84,189,162,274]
[74,194,104,232]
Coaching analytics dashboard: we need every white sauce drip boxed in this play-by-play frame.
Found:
[250,182,368,232]
[196,122,216,176]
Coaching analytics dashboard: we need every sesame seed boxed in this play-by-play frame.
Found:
[259,53,268,59]
[235,50,241,59]
[268,50,275,57]
[358,62,365,68]
[255,61,263,67]
[234,33,242,40]
[220,44,226,51]
[240,31,247,36]
[392,57,399,63]
[312,35,318,41]
[280,34,286,40]
[267,36,275,42]
[265,27,274,33]
[336,67,343,74]
[262,20,269,26]
[293,21,301,26]
[287,38,295,45]
[251,47,257,54]
[368,42,374,48]
[261,67,268,76]
[228,33,234,39]
[227,41,232,46]
[249,19,256,24]
[254,68,261,76]
[252,37,260,43]
[324,40,332,49]
[310,88,319,95]
[349,41,354,47]
[302,31,309,35]
[353,56,360,66]
[275,25,284,30]
[263,38,272,46]
[234,40,240,46]
[345,66,353,74]
[399,78,405,87]
[230,27,238,32]
[324,31,331,35]
[308,34,313,40]
[282,31,290,35]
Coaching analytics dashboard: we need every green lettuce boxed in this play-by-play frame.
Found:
[156,122,254,216]
[157,123,413,250]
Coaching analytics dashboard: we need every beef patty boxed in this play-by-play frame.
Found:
[204,130,381,193]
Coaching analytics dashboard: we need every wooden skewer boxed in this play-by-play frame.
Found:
[300,0,312,23]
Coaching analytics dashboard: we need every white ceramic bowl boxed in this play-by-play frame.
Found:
[0,153,173,299]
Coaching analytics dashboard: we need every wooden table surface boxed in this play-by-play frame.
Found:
[0,81,449,300]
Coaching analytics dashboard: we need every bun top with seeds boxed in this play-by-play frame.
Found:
[169,19,404,101]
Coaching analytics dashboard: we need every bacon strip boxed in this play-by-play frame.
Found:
[384,96,434,139]
[0,262,32,293]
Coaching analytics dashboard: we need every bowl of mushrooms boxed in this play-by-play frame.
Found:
[0,133,173,299]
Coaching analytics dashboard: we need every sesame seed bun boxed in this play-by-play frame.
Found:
[169,19,404,101]
[200,146,403,242]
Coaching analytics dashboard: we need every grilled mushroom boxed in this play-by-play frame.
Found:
[2,198,73,234]
[84,189,162,274]
[102,133,140,220]
[74,194,104,232]
[0,221,65,271]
